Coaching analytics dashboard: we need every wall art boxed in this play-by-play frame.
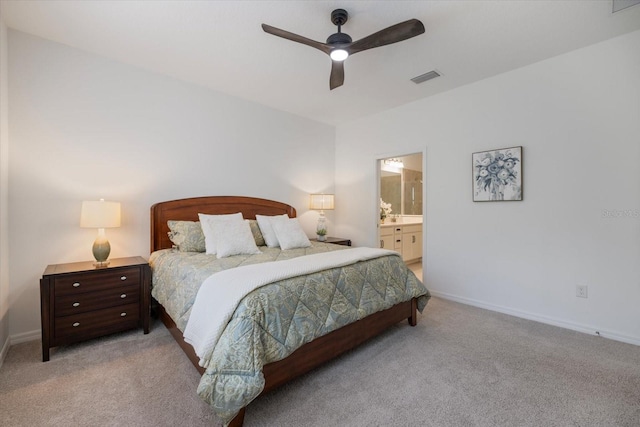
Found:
[473,146,522,201]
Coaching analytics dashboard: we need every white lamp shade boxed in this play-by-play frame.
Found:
[80,200,121,228]
[309,194,335,211]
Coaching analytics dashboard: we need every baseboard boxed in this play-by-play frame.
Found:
[0,330,39,369]
[430,290,640,347]
[9,329,40,345]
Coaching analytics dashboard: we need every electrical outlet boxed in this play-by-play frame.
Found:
[576,285,588,298]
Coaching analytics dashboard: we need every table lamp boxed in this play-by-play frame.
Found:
[309,194,334,241]
[80,199,121,266]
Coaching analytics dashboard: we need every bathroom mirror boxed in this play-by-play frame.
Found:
[380,153,422,216]
[380,170,401,215]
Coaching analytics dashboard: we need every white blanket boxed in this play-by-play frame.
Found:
[183,247,398,366]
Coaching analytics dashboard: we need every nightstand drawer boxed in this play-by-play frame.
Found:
[54,267,140,296]
[54,284,140,317]
[54,303,140,338]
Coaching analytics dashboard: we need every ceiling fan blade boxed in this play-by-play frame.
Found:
[262,24,331,55]
[347,19,425,55]
[329,60,344,90]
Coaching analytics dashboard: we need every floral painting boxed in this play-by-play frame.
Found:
[473,146,522,201]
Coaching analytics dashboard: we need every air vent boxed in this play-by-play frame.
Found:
[411,70,441,84]
[613,0,640,13]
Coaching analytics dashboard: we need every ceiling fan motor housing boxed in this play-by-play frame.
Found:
[326,32,352,45]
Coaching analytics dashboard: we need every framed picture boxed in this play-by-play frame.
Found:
[473,146,522,202]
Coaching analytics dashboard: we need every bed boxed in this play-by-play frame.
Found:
[149,196,430,426]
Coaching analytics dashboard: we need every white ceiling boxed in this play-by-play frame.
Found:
[2,1,640,125]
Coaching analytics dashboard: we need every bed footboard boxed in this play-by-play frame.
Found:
[155,297,417,426]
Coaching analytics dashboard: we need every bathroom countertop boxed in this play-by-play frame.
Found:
[380,217,423,227]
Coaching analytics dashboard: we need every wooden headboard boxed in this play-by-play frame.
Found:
[150,196,297,253]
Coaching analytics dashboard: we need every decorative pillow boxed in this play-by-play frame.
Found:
[248,219,265,247]
[271,218,311,250]
[167,220,205,252]
[210,217,261,258]
[198,212,243,255]
[255,214,289,248]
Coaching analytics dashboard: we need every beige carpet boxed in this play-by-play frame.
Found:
[1,297,639,426]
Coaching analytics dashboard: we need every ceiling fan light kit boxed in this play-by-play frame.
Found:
[327,8,352,62]
[262,8,425,90]
[330,49,349,61]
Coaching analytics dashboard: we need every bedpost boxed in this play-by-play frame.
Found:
[408,298,417,326]
[228,408,246,427]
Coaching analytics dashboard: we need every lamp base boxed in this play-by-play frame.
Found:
[92,229,111,268]
[93,261,111,268]
[316,213,328,241]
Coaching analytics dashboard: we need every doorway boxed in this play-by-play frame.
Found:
[378,152,424,280]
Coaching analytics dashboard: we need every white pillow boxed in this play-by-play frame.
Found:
[210,218,261,258]
[271,218,311,250]
[255,214,289,248]
[198,212,243,255]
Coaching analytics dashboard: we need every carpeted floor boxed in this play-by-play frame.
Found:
[1,297,639,426]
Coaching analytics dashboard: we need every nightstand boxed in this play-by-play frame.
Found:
[39,256,151,362]
[314,237,352,246]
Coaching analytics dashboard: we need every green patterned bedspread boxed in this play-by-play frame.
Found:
[150,242,430,425]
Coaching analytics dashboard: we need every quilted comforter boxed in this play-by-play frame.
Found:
[150,242,430,425]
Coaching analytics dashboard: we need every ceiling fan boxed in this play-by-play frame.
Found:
[262,9,425,90]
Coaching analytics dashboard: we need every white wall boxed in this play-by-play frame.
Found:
[8,30,335,337]
[335,30,640,345]
[0,13,10,361]
[7,27,640,346]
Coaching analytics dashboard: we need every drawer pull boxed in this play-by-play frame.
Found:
[72,282,80,288]
[120,312,127,317]
[72,322,80,327]
[120,276,127,281]
[120,294,127,299]
[72,302,80,307]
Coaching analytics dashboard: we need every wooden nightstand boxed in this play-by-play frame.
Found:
[39,256,151,362]
[314,237,352,246]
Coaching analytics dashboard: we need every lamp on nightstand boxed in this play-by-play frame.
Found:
[80,199,121,267]
[310,194,334,242]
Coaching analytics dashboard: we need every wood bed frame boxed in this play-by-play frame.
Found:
[150,196,418,426]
